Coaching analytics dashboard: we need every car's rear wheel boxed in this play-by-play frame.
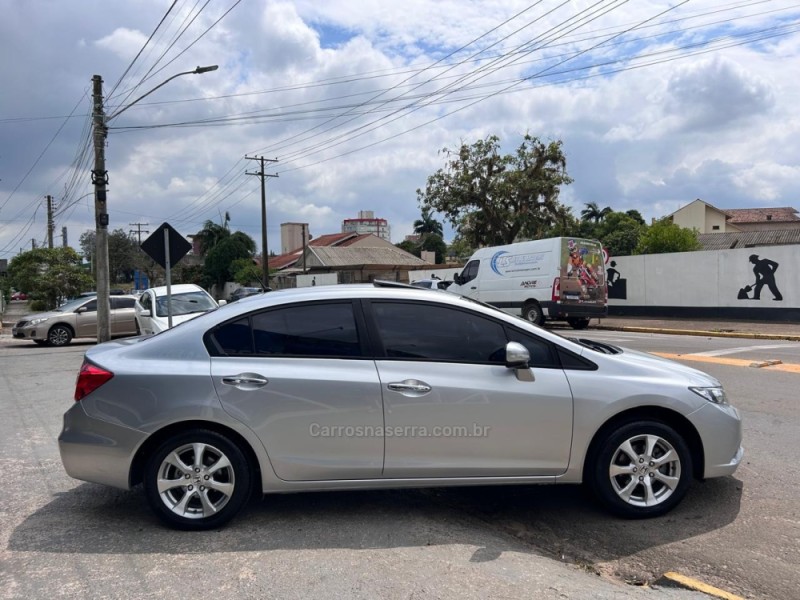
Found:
[144,429,251,530]
[47,325,73,347]
[589,421,692,518]
[522,301,544,326]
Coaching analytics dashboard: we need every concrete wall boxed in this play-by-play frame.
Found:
[409,268,462,282]
[607,245,799,320]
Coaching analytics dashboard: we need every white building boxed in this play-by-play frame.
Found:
[342,210,391,242]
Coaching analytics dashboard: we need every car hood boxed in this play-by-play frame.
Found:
[20,309,66,321]
[152,311,208,331]
[601,346,721,388]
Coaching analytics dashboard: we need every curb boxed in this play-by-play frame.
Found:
[655,572,745,600]
[592,325,800,342]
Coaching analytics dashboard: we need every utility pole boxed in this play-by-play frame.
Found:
[245,155,278,289]
[46,195,54,248]
[129,222,149,245]
[92,74,111,343]
[62,226,68,248]
[31,239,36,250]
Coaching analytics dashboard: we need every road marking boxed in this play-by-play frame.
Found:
[692,344,791,357]
[659,572,745,600]
[653,352,800,374]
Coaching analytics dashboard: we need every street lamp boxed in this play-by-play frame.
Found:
[91,65,218,343]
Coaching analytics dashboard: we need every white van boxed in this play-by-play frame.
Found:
[448,237,607,329]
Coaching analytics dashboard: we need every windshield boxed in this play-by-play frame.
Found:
[156,291,217,317]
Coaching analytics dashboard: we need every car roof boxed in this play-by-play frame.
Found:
[144,283,209,295]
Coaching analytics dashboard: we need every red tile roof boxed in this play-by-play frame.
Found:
[724,207,799,223]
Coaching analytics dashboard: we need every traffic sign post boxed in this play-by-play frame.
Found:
[140,223,192,330]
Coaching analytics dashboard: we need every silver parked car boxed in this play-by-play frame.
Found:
[12,295,139,346]
[59,283,743,530]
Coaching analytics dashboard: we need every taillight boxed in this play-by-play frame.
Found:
[74,361,114,401]
[552,277,560,301]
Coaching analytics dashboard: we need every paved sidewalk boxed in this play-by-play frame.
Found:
[589,316,800,341]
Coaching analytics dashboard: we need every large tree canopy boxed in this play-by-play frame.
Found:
[204,231,257,291]
[79,228,141,284]
[8,247,93,309]
[635,218,701,254]
[417,134,573,246]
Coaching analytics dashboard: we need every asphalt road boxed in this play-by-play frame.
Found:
[2,329,797,599]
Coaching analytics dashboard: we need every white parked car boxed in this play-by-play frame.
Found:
[135,284,223,335]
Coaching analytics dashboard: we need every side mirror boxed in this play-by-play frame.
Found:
[76,307,86,314]
[453,273,462,285]
[218,299,227,306]
[505,341,530,369]
[505,342,534,382]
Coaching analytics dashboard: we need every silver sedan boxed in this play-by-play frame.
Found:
[59,283,742,530]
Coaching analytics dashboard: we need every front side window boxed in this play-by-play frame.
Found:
[371,302,506,363]
[461,260,480,284]
[81,299,98,313]
[140,294,151,312]
[252,302,361,357]
[505,327,559,368]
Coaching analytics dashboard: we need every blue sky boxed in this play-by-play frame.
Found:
[1,0,800,259]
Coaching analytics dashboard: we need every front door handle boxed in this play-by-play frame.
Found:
[221,374,269,389]
[388,379,432,395]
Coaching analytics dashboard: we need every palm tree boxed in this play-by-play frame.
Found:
[581,202,612,223]
[195,218,230,256]
[413,209,444,237]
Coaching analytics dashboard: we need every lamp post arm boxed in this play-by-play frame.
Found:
[107,65,218,122]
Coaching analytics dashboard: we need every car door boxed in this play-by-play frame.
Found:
[208,300,385,481]
[110,297,137,335]
[136,292,154,334]
[366,300,573,478]
[74,299,98,338]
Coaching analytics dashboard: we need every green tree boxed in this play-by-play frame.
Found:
[625,209,645,225]
[7,247,93,309]
[195,217,230,256]
[420,233,447,264]
[417,134,573,246]
[635,218,701,254]
[413,209,444,237]
[79,228,141,284]
[446,237,474,262]
[594,212,645,257]
[231,258,263,286]
[204,231,257,291]
[580,202,612,223]
[395,240,420,257]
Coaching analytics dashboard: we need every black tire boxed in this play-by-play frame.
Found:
[135,320,141,335]
[568,317,591,330]
[588,420,692,519]
[522,302,544,326]
[47,325,73,347]
[144,429,252,530]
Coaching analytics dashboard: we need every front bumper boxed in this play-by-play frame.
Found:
[12,325,44,340]
[688,401,744,479]
[58,401,147,490]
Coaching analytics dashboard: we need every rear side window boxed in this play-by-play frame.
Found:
[211,318,252,355]
[371,302,506,363]
[111,297,135,309]
[251,302,361,357]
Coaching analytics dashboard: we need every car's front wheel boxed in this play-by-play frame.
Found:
[568,317,591,330]
[144,429,252,530]
[47,325,73,347]
[589,421,692,518]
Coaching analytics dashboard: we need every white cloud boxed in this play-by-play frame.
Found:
[2,0,800,259]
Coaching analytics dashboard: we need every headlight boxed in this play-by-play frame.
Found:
[690,386,728,405]
[29,317,49,326]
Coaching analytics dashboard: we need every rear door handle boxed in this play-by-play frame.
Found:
[387,379,432,395]
[221,374,269,389]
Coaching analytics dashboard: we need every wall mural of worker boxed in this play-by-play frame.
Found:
[738,254,783,300]
[606,260,627,299]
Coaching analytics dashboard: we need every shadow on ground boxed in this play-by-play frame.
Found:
[9,477,741,564]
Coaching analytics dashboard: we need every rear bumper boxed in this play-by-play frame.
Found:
[542,301,607,319]
[58,402,147,490]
